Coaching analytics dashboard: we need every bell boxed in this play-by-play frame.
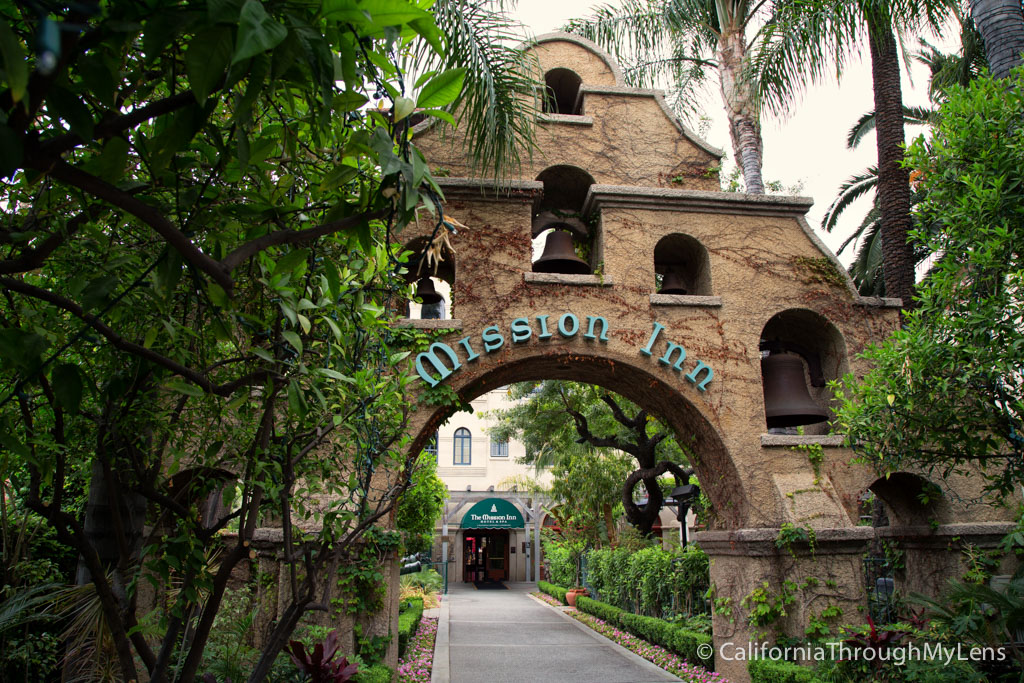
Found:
[659,270,688,295]
[761,353,829,428]
[413,278,443,305]
[533,230,591,275]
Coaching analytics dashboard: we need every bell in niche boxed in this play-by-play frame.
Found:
[413,277,443,305]
[533,230,590,275]
[761,352,829,429]
[659,270,688,295]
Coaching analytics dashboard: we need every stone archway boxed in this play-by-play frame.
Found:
[402,31,1018,682]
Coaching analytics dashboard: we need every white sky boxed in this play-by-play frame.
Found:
[510,0,954,265]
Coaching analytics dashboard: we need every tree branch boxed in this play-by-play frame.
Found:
[220,207,390,271]
[27,158,234,292]
[0,277,266,396]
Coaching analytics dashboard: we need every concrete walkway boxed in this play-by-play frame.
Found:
[430,582,679,683]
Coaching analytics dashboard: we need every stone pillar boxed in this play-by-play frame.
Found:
[696,527,874,683]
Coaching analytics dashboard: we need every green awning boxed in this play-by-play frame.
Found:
[460,498,524,529]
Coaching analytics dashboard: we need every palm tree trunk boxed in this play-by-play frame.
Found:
[969,0,1024,80]
[718,28,765,194]
[867,18,915,310]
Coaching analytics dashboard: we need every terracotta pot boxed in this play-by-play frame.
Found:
[566,587,589,607]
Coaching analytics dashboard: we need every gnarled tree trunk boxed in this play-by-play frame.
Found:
[969,0,1024,79]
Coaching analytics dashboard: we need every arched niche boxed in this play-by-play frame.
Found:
[543,67,583,115]
[531,166,597,274]
[653,233,712,295]
[759,309,849,435]
[402,236,455,319]
[407,353,746,530]
[162,467,236,530]
[867,472,951,528]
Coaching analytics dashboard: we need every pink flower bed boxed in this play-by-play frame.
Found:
[531,591,564,607]
[569,611,728,683]
[396,616,438,683]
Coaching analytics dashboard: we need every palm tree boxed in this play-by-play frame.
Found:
[565,0,781,194]
[758,0,952,311]
[968,0,1024,79]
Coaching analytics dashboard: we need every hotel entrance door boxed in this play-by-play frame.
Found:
[462,530,509,582]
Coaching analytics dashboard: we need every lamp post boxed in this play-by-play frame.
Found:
[666,484,700,546]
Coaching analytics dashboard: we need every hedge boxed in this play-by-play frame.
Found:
[397,597,424,658]
[537,581,568,605]
[748,658,822,683]
[353,663,394,683]
[576,595,713,669]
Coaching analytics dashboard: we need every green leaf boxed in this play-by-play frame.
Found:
[419,108,454,126]
[333,90,368,112]
[0,123,24,178]
[0,19,28,104]
[186,26,233,105]
[207,282,230,308]
[319,164,358,192]
[416,68,466,109]
[84,136,130,183]
[322,0,430,28]
[165,379,204,397]
[233,0,288,65]
[273,248,309,276]
[287,379,308,416]
[46,86,94,140]
[0,329,46,372]
[282,330,303,355]
[393,96,415,122]
[51,364,83,414]
[81,273,118,312]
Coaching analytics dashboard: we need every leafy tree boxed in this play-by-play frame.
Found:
[760,0,951,311]
[488,382,691,537]
[0,1,535,681]
[395,451,448,555]
[833,68,1024,498]
[565,0,782,194]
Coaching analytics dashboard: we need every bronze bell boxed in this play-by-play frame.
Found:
[659,270,688,295]
[414,278,443,305]
[533,230,591,275]
[761,352,829,428]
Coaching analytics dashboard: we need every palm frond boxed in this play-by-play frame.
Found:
[0,582,63,634]
[416,0,541,182]
[849,216,883,296]
[821,166,878,234]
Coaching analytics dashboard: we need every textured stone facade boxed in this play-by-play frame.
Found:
[405,33,1018,682]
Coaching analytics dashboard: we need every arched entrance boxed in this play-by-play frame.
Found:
[404,31,1016,682]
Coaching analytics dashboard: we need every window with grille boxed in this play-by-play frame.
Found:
[490,438,508,457]
[425,432,438,459]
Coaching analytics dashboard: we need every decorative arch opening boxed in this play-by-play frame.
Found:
[532,166,596,275]
[408,352,745,530]
[402,235,455,319]
[867,472,949,528]
[653,233,712,295]
[543,67,582,115]
[759,309,848,434]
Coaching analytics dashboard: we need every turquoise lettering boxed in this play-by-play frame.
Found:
[641,322,665,357]
[659,342,687,371]
[536,315,552,339]
[558,313,579,337]
[686,360,714,391]
[457,336,480,362]
[482,325,504,352]
[510,317,532,343]
[584,315,609,342]
[415,343,462,387]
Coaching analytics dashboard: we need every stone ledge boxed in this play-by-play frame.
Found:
[433,177,542,202]
[537,113,594,126]
[395,318,463,330]
[855,296,903,309]
[760,434,845,448]
[876,522,1016,548]
[650,293,722,307]
[694,527,875,556]
[583,185,814,218]
[524,272,612,287]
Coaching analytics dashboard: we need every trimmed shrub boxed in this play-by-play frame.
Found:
[538,581,569,605]
[583,542,709,618]
[576,595,712,669]
[749,658,822,683]
[397,598,424,658]
[353,663,394,683]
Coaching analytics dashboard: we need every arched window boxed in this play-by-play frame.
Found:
[654,233,712,295]
[453,428,472,465]
[543,68,582,115]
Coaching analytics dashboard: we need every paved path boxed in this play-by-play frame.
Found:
[431,582,679,683]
